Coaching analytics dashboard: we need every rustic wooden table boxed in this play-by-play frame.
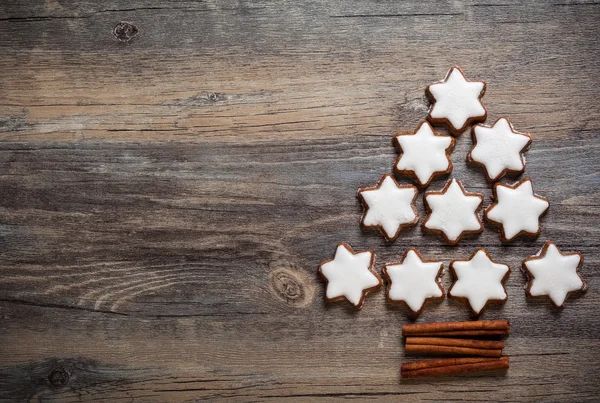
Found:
[1,1,598,401]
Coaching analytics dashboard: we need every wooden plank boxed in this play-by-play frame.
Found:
[0,138,598,400]
[0,0,599,401]
[0,2,599,142]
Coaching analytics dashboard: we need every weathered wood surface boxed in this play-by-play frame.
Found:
[0,0,598,401]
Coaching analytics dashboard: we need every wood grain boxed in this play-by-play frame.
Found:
[0,0,599,401]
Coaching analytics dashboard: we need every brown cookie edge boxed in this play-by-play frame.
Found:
[425,66,487,135]
[317,242,382,309]
[381,248,445,316]
[448,248,511,317]
[521,240,586,309]
[466,117,533,182]
[484,177,549,243]
[393,121,456,188]
[421,178,484,245]
[357,174,420,242]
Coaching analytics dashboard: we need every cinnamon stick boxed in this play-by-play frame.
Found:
[402,357,500,372]
[406,337,504,350]
[402,356,509,378]
[410,330,507,337]
[402,320,510,337]
[405,344,502,357]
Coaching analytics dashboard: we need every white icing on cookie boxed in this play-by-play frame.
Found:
[428,67,486,133]
[449,249,510,314]
[469,118,531,181]
[394,121,454,187]
[319,243,381,307]
[358,174,418,241]
[423,179,483,244]
[384,249,444,314]
[485,178,549,241]
[523,241,584,307]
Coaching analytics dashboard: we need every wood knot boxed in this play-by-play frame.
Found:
[269,267,314,308]
[113,21,139,42]
[48,368,69,388]
[208,92,224,102]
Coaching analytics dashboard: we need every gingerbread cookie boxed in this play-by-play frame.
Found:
[382,249,444,315]
[485,178,549,242]
[522,241,586,308]
[393,121,455,188]
[357,174,419,242]
[426,66,487,135]
[449,249,510,316]
[318,242,382,309]
[468,117,532,182]
[422,178,484,245]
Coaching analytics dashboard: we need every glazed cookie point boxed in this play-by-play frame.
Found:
[422,178,484,245]
[318,243,381,308]
[485,178,549,242]
[468,117,532,181]
[523,241,585,308]
[427,66,487,134]
[449,249,510,315]
[393,121,455,188]
[383,249,444,315]
[357,174,419,241]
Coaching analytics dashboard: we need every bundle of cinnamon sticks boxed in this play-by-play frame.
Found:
[402,320,510,378]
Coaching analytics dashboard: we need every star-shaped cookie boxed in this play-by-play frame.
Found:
[426,66,487,134]
[357,174,419,242]
[318,243,382,309]
[523,241,586,308]
[393,121,455,188]
[449,249,510,316]
[485,178,549,242]
[468,117,532,182]
[382,248,444,315]
[422,178,484,245]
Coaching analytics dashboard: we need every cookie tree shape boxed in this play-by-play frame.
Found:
[523,241,586,308]
[318,243,382,309]
[449,249,510,315]
[485,178,549,242]
[393,121,455,188]
[422,179,484,245]
[426,66,487,135]
[468,117,532,182]
[357,174,419,242]
[382,249,445,315]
